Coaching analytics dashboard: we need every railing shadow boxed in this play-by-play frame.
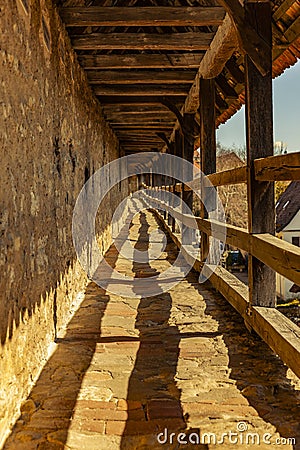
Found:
[120,212,208,450]
[3,243,121,449]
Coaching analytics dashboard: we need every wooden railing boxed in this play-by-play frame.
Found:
[139,151,300,379]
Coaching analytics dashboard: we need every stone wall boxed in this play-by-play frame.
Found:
[0,0,128,445]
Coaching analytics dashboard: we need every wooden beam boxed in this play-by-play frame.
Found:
[60,7,225,27]
[107,113,174,121]
[199,78,216,262]
[273,0,296,21]
[216,73,238,99]
[113,125,173,130]
[252,233,300,287]
[207,166,247,186]
[182,113,195,219]
[225,57,244,84]
[254,152,300,182]
[103,106,170,114]
[87,70,196,85]
[97,96,186,104]
[251,306,300,381]
[216,0,271,76]
[111,120,175,126]
[72,32,214,51]
[94,85,190,96]
[245,1,275,308]
[78,53,204,70]
[283,16,300,43]
[162,12,237,140]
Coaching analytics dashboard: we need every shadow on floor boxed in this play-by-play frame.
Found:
[120,212,207,450]
[189,274,300,449]
[3,243,121,450]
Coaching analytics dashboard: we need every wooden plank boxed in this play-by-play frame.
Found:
[251,306,300,380]
[207,166,247,186]
[196,218,250,252]
[252,234,300,286]
[97,96,186,104]
[94,85,190,96]
[245,1,275,308]
[284,15,300,42]
[87,70,196,85]
[72,32,215,51]
[108,113,174,121]
[60,7,225,27]
[254,152,300,181]
[273,0,296,21]
[78,53,204,70]
[111,121,175,127]
[112,124,174,130]
[103,106,170,114]
[217,0,271,76]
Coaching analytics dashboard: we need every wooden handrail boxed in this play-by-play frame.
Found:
[254,152,300,181]
[208,166,247,186]
[142,190,300,285]
[154,207,300,380]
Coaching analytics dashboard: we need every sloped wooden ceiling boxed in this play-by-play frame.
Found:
[57,0,300,154]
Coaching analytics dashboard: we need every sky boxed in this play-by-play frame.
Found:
[216,59,300,153]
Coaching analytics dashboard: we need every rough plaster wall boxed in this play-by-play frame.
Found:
[0,0,128,444]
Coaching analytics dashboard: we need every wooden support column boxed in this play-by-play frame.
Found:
[245,0,275,308]
[182,114,195,212]
[182,113,195,242]
[199,78,216,261]
[173,129,183,232]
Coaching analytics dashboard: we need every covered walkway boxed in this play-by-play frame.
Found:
[1,1,300,449]
[4,210,300,449]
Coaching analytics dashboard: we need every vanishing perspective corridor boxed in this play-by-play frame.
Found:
[4,211,300,450]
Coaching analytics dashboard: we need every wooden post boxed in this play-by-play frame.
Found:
[173,129,182,232]
[245,0,275,308]
[182,113,194,212]
[199,77,216,262]
[182,113,195,242]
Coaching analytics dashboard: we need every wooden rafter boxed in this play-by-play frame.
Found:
[72,32,214,51]
[78,54,204,70]
[97,96,186,104]
[60,7,225,27]
[216,0,272,76]
[93,85,190,96]
[87,70,196,85]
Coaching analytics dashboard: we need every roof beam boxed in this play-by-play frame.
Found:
[87,70,196,85]
[78,54,204,70]
[60,6,225,27]
[161,13,238,151]
[97,96,185,104]
[216,0,271,76]
[93,85,190,96]
[72,32,214,51]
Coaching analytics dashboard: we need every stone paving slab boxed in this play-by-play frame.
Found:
[4,211,300,450]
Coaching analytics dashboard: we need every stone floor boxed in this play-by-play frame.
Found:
[4,211,300,450]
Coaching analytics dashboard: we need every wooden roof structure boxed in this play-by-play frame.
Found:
[57,0,300,155]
